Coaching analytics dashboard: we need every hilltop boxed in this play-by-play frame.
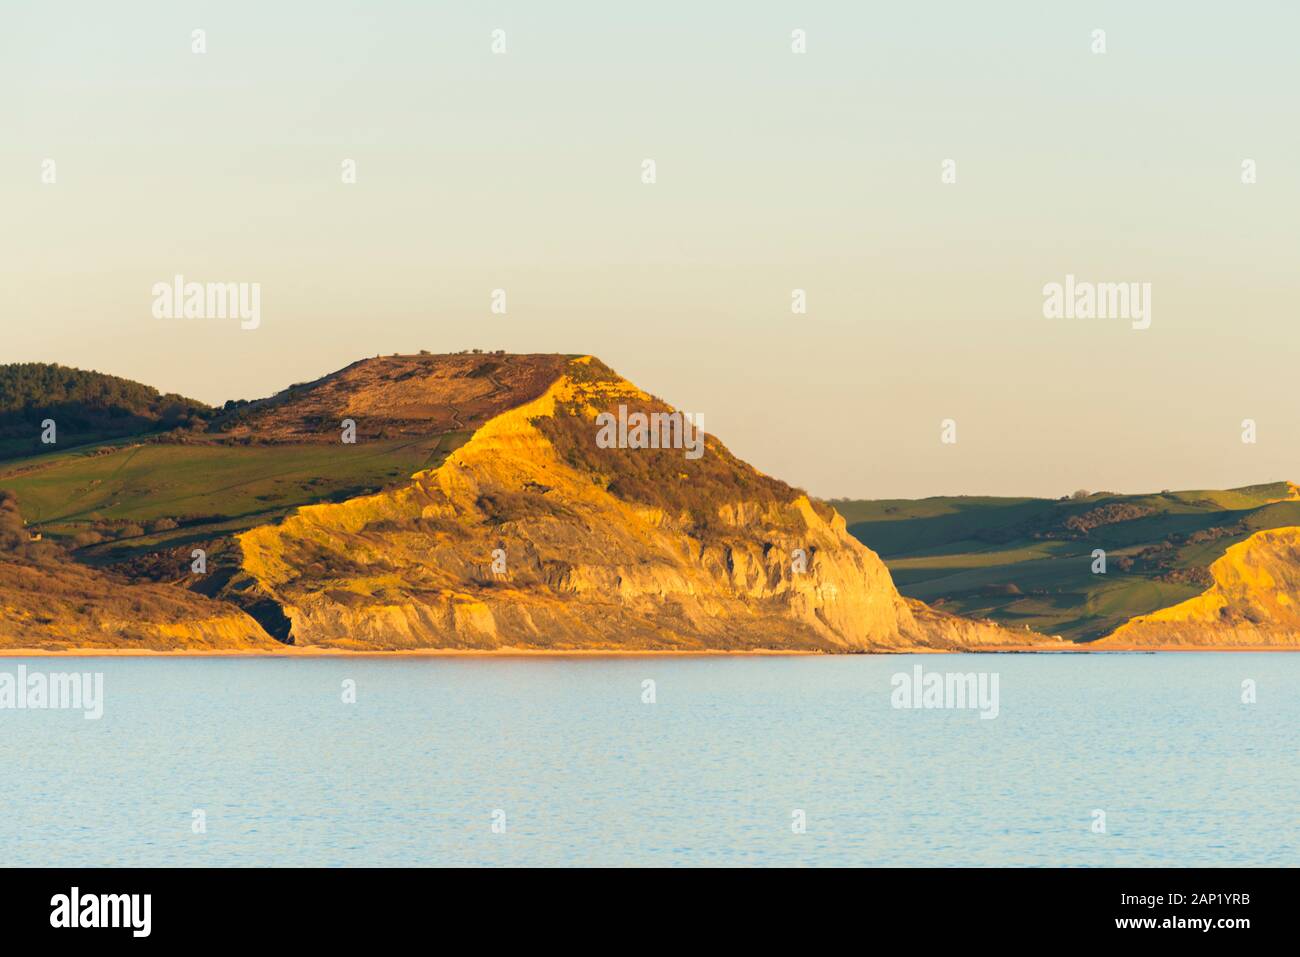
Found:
[208,352,572,443]
[0,353,1040,652]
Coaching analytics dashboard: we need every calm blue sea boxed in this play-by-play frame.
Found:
[1,653,1295,867]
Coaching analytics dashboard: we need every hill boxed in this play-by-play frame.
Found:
[833,484,1300,641]
[0,362,210,459]
[228,356,1040,651]
[0,353,1043,652]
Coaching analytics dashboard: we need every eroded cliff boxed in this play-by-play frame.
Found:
[1098,526,1300,648]
[231,357,1045,652]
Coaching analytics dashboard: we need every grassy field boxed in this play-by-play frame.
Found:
[0,431,469,561]
[833,483,1300,641]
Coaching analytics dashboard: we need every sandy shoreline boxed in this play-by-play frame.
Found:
[0,644,1293,657]
[0,646,820,658]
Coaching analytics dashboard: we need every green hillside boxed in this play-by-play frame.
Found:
[0,432,468,566]
[0,355,603,594]
[833,483,1300,641]
[0,354,555,574]
[0,363,209,459]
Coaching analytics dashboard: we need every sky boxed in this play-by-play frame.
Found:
[3,1,1298,499]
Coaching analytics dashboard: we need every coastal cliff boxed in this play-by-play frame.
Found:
[230,357,1046,652]
[1097,527,1300,648]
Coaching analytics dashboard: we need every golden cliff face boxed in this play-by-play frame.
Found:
[234,358,1042,652]
[1098,526,1300,648]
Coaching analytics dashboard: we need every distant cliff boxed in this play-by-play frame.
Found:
[1097,527,1300,648]
[834,482,1300,645]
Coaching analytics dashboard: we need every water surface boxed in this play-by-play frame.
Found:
[1,653,1294,866]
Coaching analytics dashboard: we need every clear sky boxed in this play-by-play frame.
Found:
[3,1,1298,498]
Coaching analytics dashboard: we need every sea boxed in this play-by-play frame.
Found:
[1,653,1294,866]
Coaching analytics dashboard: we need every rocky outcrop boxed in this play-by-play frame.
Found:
[230,357,1046,652]
[1098,527,1300,648]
